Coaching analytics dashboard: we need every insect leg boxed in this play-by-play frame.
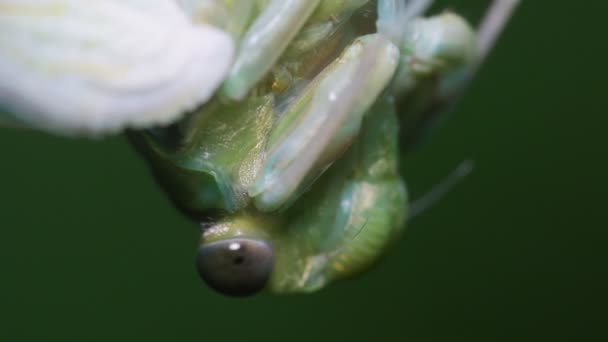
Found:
[396,0,520,150]
[271,95,408,292]
[222,0,322,100]
[249,34,400,212]
[0,0,235,137]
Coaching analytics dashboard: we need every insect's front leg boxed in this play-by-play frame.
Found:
[249,34,400,212]
[221,0,322,100]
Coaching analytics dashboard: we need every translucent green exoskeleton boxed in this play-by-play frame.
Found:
[0,0,518,296]
[129,0,518,296]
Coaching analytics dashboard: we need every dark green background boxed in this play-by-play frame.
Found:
[1,1,606,341]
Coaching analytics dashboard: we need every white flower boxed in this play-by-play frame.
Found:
[0,0,234,136]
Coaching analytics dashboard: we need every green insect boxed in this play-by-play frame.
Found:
[0,0,518,296]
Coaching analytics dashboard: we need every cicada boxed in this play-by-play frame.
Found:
[0,0,518,296]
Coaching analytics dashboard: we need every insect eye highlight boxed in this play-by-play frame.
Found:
[196,238,274,296]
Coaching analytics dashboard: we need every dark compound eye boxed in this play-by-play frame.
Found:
[195,238,274,297]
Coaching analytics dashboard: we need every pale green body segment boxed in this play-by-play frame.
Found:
[270,95,407,291]
[131,0,478,293]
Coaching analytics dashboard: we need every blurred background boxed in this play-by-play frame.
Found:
[0,1,605,341]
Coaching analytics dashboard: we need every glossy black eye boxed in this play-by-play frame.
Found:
[196,238,274,296]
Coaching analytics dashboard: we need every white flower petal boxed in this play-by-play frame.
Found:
[0,0,235,136]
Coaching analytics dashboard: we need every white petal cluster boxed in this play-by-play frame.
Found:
[0,0,234,136]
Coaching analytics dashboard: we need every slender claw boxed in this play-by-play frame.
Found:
[222,0,321,100]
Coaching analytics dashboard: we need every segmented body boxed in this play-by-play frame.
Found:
[131,1,476,293]
[0,0,516,295]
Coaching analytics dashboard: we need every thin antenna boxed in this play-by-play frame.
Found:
[474,0,521,71]
[406,2,520,218]
[409,160,475,219]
